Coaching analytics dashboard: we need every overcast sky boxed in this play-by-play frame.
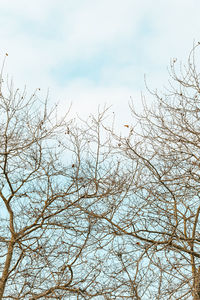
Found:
[0,0,200,123]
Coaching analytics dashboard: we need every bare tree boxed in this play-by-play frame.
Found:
[0,73,136,299]
[102,43,200,299]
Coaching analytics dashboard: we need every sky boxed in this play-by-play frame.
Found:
[0,0,200,124]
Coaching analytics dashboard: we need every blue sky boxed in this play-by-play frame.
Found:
[0,0,200,122]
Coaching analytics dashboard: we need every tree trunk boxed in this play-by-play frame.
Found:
[0,239,15,299]
[194,267,200,300]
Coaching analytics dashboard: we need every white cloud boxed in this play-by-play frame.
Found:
[0,0,200,124]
